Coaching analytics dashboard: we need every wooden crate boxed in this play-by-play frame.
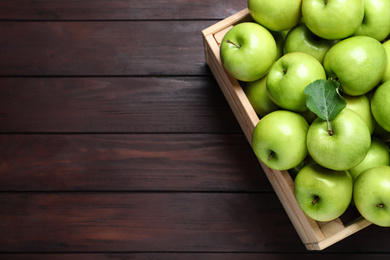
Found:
[202,8,372,250]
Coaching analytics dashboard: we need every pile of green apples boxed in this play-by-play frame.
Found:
[219,0,390,226]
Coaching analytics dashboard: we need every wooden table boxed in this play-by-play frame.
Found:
[0,1,389,259]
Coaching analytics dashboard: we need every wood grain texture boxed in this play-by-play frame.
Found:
[0,193,303,253]
[0,193,389,253]
[2,254,390,260]
[0,77,240,133]
[0,134,268,192]
[0,0,247,20]
[1,0,390,256]
[0,21,213,76]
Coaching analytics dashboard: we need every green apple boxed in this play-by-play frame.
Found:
[307,108,371,171]
[371,81,390,132]
[323,36,387,96]
[243,75,280,117]
[348,137,390,181]
[352,0,390,42]
[252,110,309,170]
[294,163,353,222]
[302,0,364,40]
[220,22,277,82]
[354,165,390,227]
[283,23,337,63]
[248,0,302,32]
[342,93,375,134]
[266,52,326,112]
[382,40,390,83]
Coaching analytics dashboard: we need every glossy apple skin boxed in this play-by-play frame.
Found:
[283,23,336,63]
[382,40,390,83]
[307,108,371,171]
[243,76,279,117]
[266,52,326,112]
[220,22,277,82]
[348,137,390,182]
[352,0,390,42]
[342,93,375,134]
[323,36,387,96]
[248,0,302,31]
[294,163,353,222]
[371,81,390,132]
[354,165,390,227]
[252,110,309,171]
[302,0,364,40]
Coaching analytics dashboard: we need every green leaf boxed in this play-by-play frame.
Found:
[304,79,346,122]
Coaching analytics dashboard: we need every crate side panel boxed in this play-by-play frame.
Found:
[204,34,259,142]
[202,8,251,37]
[317,217,371,250]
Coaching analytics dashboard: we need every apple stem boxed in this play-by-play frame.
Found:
[268,151,273,161]
[327,120,334,136]
[312,196,319,205]
[376,203,384,208]
[324,0,328,5]
[226,39,241,49]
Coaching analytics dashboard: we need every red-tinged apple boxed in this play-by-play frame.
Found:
[220,22,277,82]
[252,110,309,171]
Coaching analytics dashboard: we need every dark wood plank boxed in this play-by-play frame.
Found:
[0,77,240,133]
[0,134,269,192]
[0,192,306,252]
[2,253,390,260]
[0,0,247,20]
[0,193,389,253]
[0,21,213,76]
